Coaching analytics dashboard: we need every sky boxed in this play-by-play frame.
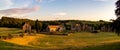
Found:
[0,0,117,21]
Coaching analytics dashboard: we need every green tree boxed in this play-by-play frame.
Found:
[35,19,40,33]
[114,0,120,36]
[115,0,120,17]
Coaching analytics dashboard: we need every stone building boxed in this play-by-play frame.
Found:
[47,25,66,32]
[22,22,31,34]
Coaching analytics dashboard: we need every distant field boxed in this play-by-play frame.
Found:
[0,27,22,35]
[1,27,120,50]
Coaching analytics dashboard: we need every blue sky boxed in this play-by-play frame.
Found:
[0,0,117,21]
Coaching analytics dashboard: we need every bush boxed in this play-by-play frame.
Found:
[19,34,24,38]
[8,34,13,39]
[2,36,7,40]
[91,30,100,33]
[0,36,1,39]
[49,32,58,35]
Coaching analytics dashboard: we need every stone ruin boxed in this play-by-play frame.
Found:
[22,22,31,35]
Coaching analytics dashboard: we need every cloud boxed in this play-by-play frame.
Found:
[4,0,13,5]
[53,12,67,16]
[36,0,56,3]
[0,0,13,9]
[20,1,31,8]
[36,0,43,2]
[0,6,40,15]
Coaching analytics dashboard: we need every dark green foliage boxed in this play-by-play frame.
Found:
[0,16,113,32]
[114,0,120,36]
[2,36,7,40]
[35,19,39,33]
[0,36,1,39]
[0,17,32,28]
[0,17,42,32]
[41,23,49,32]
[35,19,42,33]
[91,30,100,33]
[112,17,120,36]
[8,34,13,39]
[19,34,24,38]
[115,0,120,17]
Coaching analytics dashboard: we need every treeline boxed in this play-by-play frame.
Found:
[0,17,42,29]
[0,17,114,32]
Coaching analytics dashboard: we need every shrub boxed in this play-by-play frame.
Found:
[19,34,24,38]
[0,36,1,39]
[91,30,100,33]
[8,34,13,39]
[49,31,59,35]
[2,36,7,40]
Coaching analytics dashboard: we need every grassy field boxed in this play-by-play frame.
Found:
[0,27,22,35]
[0,27,120,50]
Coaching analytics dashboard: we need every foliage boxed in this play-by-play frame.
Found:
[113,0,120,36]
[0,16,113,32]
[115,0,120,17]
[35,19,41,32]
[0,17,42,32]
[91,30,100,33]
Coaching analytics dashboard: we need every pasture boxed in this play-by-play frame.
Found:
[0,27,120,50]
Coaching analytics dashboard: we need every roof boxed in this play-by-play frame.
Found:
[48,25,60,28]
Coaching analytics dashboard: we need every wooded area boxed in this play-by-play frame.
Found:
[0,17,115,33]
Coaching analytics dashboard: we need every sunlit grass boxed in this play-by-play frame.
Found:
[1,27,120,50]
[0,27,22,36]
[30,32,120,48]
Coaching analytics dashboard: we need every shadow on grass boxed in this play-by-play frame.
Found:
[0,40,38,50]
[1,39,120,50]
[39,32,73,36]
[79,42,120,50]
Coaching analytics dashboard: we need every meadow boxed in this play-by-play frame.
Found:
[0,27,120,50]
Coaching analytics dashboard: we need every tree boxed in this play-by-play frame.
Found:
[113,18,120,36]
[115,0,120,17]
[35,19,40,33]
[114,0,120,36]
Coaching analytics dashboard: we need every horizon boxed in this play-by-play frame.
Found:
[0,0,117,21]
[0,16,112,22]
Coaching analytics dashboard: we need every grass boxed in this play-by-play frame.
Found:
[1,27,120,50]
[0,40,34,50]
[0,27,22,36]
[30,32,120,48]
[80,42,120,50]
